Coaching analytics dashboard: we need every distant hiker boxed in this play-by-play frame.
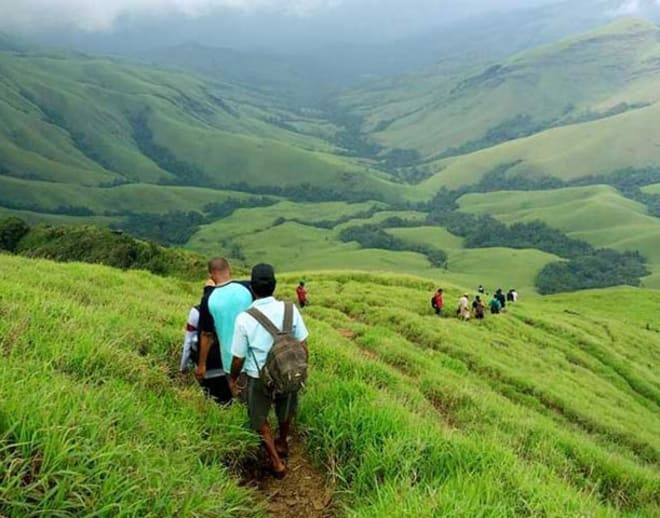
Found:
[296,281,309,308]
[511,289,519,303]
[472,296,485,320]
[478,285,485,295]
[495,288,506,310]
[507,289,514,303]
[196,257,254,405]
[458,293,470,321]
[489,296,502,315]
[230,264,309,479]
[179,305,200,375]
[431,288,444,315]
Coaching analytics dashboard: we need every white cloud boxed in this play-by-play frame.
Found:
[611,0,660,15]
[0,0,342,31]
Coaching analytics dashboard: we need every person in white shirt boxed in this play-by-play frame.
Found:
[179,306,199,374]
[458,293,471,321]
[229,264,309,479]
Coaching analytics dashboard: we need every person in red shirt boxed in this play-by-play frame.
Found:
[431,288,444,315]
[296,281,309,308]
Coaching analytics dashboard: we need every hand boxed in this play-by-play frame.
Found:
[195,364,206,381]
[228,378,239,398]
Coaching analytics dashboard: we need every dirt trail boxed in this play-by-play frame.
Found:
[242,434,335,518]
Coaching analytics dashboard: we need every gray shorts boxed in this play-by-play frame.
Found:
[247,377,298,432]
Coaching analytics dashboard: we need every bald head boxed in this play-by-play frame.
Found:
[208,257,231,284]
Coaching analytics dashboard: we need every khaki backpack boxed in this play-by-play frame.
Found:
[247,302,308,394]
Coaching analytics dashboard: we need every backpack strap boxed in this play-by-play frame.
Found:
[246,308,281,339]
[283,302,293,334]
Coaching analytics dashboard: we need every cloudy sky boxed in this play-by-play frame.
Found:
[3,0,657,56]
[2,0,559,32]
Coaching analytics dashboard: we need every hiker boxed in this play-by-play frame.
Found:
[489,296,502,314]
[507,289,514,303]
[511,289,519,303]
[196,257,254,405]
[179,305,200,376]
[229,264,309,479]
[431,288,444,315]
[478,285,485,295]
[495,288,506,310]
[296,281,309,308]
[472,295,485,320]
[180,301,234,402]
[458,293,470,321]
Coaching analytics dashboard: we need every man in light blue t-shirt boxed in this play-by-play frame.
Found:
[196,258,253,384]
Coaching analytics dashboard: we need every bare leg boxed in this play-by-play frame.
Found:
[259,420,286,475]
[276,420,290,457]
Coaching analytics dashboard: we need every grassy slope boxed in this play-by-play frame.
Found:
[343,18,660,159]
[187,202,561,294]
[458,185,660,287]
[0,49,408,205]
[1,254,658,516]
[643,183,660,194]
[421,101,660,191]
[0,175,257,215]
[0,206,119,227]
[386,226,560,294]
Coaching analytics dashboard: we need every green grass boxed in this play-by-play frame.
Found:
[187,200,383,253]
[642,183,660,195]
[1,254,658,516]
[457,185,660,285]
[385,226,465,250]
[0,206,119,227]
[0,48,409,205]
[0,254,260,516]
[0,175,256,215]
[420,102,660,191]
[194,204,558,294]
[345,18,660,157]
[385,226,560,294]
[187,204,560,293]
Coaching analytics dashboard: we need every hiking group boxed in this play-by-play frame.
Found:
[431,286,518,320]
[180,258,309,479]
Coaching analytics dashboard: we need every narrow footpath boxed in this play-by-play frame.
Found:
[242,434,335,518]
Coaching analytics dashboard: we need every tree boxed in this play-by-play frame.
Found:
[0,217,30,252]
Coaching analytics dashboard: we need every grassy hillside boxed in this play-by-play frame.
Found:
[420,101,660,191]
[339,17,660,188]
[385,226,561,294]
[1,21,659,296]
[0,47,408,207]
[185,202,560,293]
[458,185,660,287]
[0,254,658,516]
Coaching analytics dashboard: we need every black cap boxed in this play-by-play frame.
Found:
[252,263,276,284]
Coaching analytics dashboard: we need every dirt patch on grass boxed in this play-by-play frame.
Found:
[241,433,335,518]
[337,329,355,340]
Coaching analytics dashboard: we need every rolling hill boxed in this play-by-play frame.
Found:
[458,185,660,288]
[339,17,660,187]
[0,44,407,209]
[0,254,658,516]
[1,19,660,295]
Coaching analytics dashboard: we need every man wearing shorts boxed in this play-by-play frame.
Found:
[229,264,309,479]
